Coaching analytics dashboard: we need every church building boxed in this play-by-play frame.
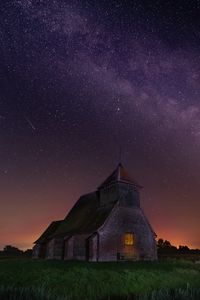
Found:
[33,164,157,261]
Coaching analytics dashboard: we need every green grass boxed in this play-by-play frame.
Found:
[0,259,200,299]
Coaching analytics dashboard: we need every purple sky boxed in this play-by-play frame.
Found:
[1,0,200,249]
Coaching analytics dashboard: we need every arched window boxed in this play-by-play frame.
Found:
[124,233,134,246]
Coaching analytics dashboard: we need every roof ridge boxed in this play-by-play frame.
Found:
[98,163,142,189]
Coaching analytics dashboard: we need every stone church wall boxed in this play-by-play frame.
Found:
[32,244,41,259]
[64,236,74,260]
[98,205,157,261]
[73,235,87,260]
[46,238,63,259]
[32,243,46,259]
[64,235,88,260]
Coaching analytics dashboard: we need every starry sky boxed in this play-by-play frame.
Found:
[1,0,200,250]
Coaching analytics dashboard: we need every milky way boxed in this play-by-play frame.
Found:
[1,0,200,249]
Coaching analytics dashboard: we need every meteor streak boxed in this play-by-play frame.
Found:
[24,116,36,130]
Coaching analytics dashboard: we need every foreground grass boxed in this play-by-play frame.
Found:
[0,259,200,299]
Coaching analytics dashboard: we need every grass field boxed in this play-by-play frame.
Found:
[0,259,200,300]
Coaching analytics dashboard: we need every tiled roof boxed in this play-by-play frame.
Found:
[52,192,115,238]
[34,220,62,244]
[99,163,142,189]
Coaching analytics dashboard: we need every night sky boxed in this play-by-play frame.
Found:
[1,0,200,250]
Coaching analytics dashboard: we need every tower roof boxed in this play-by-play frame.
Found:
[98,163,142,189]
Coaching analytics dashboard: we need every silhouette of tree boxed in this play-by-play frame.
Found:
[178,245,190,253]
[157,238,164,248]
[24,249,33,257]
[163,240,171,247]
[157,238,177,256]
[3,245,23,256]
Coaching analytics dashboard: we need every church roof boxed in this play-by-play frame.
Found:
[52,192,115,238]
[34,220,62,244]
[98,163,142,189]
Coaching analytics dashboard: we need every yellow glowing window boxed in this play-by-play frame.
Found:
[124,233,134,246]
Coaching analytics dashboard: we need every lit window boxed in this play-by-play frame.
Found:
[124,233,134,246]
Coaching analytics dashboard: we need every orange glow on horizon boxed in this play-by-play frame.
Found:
[1,228,198,251]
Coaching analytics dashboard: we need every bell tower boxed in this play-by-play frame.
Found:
[98,163,142,207]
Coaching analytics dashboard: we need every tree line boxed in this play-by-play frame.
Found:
[0,245,32,257]
[157,238,200,257]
